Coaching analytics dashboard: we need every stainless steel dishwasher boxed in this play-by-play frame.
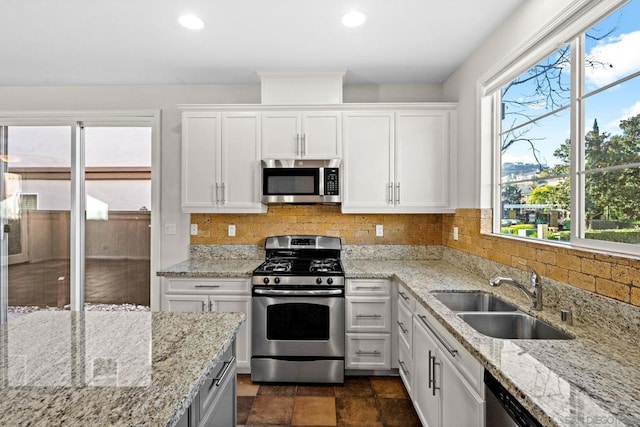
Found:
[485,371,542,427]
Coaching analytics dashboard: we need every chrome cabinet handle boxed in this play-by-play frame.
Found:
[209,356,236,388]
[213,183,219,203]
[398,291,410,301]
[430,353,440,396]
[296,133,301,156]
[201,301,206,311]
[396,182,400,204]
[428,350,433,390]
[194,285,221,288]
[221,183,226,204]
[397,320,408,334]
[398,360,409,375]
[355,285,381,290]
[418,314,458,357]
[356,350,381,356]
[208,300,213,311]
[302,133,307,156]
[356,314,382,318]
[389,182,394,204]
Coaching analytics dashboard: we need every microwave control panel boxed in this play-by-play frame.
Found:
[324,168,340,195]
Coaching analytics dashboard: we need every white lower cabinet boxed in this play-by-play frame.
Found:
[345,279,392,371]
[162,278,251,373]
[412,303,484,427]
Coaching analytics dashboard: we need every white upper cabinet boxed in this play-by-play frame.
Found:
[262,111,341,159]
[342,106,456,213]
[342,111,395,212]
[181,111,266,213]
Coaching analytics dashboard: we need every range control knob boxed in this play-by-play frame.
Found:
[262,277,270,284]
[316,277,323,285]
[327,278,334,285]
[274,277,281,284]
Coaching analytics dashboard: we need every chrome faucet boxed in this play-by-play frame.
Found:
[489,267,543,310]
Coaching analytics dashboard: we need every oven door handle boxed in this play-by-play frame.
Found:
[254,288,343,296]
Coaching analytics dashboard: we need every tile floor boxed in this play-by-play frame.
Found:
[237,375,421,427]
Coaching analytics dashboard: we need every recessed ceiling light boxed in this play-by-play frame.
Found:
[179,14,204,30]
[342,10,366,27]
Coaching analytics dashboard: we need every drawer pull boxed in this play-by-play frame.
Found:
[397,320,408,334]
[356,314,382,319]
[195,285,221,288]
[355,285,382,290]
[398,291,410,301]
[398,359,409,375]
[418,314,458,357]
[208,356,236,389]
[356,350,382,356]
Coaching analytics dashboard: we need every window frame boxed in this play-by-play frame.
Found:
[485,0,639,257]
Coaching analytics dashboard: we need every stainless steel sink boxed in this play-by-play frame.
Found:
[431,291,519,312]
[457,312,574,340]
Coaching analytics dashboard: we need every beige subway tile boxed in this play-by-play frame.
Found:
[581,258,612,279]
[631,287,640,306]
[568,271,596,292]
[536,249,557,266]
[557,253,582,271]
[595,278,630,303]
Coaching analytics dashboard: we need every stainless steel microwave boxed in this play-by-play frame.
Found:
[261,159,341,204]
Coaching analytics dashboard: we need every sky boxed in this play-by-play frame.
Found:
[500,0,640,169]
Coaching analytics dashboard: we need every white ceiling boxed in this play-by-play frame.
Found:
[1,0,525,86]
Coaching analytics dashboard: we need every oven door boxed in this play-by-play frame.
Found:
[252,288,345,358]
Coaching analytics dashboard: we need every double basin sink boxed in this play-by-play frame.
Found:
[431,291,573,340]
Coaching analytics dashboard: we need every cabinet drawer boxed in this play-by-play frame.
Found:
[347,279,391,296]
[346,333,391,370]
[199,345,235,418]
[346,297,391,332]
[397,300,413,349]
[165,278,250,294]
[397,283,415,311]
[414,303,484,395]
[397,341,413,395]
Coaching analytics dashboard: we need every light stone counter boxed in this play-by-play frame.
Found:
[0,311,244,426]
[156,254,640,426]
[344,259,640,427]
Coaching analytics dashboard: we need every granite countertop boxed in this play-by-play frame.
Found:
[0,311,245,426]
[157,257,640,427]
[344,259,640,427]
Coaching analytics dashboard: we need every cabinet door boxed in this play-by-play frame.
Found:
[261,112,300,158]
[164,294,208,312]
[413,316,441,427]
[345,333,391,370]
[301,112,341,158]
[342,112,395,213]
[441,354,485,427]
[395,111,449,211]
[181,112,221,210]
[221,113,266,213]
[210,296,251,372]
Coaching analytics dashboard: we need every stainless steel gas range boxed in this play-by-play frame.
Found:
[251,235,345,384]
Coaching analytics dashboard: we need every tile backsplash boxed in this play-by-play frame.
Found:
[191,205,442,246]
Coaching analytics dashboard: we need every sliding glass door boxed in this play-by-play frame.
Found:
[1,119,154,322]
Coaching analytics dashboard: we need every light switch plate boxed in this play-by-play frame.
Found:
[376,224,384,237]
[228,224,236,237]
[190,224,198,236]
[453,227,459,241]
[164,223,177,235]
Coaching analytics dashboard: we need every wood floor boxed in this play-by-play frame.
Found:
[8,259,150,307]
[237,375,421,427]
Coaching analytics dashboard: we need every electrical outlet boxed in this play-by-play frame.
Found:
[453,227,459,241]
[190,224,198,236]
[228,224,236,237]
[376,224,384,237]
[164,223,177,235]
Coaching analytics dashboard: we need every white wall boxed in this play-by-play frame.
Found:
[0,83,442,268]
[442,0,575,207]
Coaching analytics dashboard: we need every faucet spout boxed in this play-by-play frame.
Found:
[488,269,543,310]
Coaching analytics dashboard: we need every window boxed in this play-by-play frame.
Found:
[494,0,640,255]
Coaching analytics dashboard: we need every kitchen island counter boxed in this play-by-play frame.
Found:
[0,311,244,426]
